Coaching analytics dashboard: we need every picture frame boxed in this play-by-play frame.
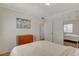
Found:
[16,18,31,29]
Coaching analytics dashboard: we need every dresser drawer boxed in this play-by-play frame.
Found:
[17,35,33,45]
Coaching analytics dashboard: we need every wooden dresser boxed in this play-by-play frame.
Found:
[16,35,33,45]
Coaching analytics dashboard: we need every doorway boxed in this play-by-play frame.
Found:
[63,20,79,48]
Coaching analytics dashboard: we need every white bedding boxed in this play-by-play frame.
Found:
[10,41,79,56]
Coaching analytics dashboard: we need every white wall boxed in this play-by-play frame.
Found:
[44,14,64,45]
[52,15,64,45]
[0,7,40,51]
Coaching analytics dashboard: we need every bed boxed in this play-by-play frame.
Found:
[64,34,79,48]
[64,34,79,41]
[10,41,79,56]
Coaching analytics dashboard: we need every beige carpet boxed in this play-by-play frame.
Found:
[0,52,10,56]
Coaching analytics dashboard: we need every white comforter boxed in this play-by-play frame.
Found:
[10,41,79,56]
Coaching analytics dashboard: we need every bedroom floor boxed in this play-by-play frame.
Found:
[0,52,10,56]
[64,40,79,48]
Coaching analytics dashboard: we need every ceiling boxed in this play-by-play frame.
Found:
[0,3,79,18]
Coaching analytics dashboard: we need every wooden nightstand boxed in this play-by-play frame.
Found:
[17,35,33,45]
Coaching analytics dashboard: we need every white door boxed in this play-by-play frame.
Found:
[44,22,53,42]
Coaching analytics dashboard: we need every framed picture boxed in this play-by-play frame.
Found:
[16,18,31,29]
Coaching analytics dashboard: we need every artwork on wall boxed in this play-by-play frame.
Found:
[16,18,31,29]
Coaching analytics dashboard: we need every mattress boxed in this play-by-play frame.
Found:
[10,41,79,56]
